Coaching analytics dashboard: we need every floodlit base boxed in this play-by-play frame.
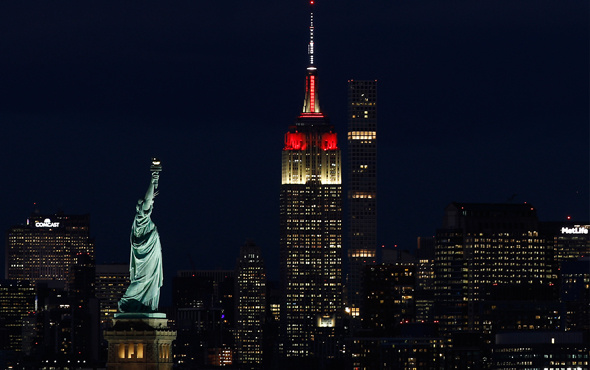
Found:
[104,314,176,370]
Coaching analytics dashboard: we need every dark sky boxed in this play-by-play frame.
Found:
[1,1,588,297]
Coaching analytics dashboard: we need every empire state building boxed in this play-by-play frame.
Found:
[279,1,343,359]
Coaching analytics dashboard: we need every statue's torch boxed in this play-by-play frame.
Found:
[150,158,162,188]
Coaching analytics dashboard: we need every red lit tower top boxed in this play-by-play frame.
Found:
[282,0,340,184]
[300,0,323,118]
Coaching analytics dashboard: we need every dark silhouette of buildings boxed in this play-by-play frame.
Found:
[172,270,235,368]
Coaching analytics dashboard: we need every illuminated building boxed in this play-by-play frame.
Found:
[279,1,343,359]
[416,237,435,292]
[347,79,377,320]
[95,263,130,325]
[434,203,557,335]
[540,221,590,261]
[492,331,588,369]
[0,280,35,352]
[347,333,445,370]
[6,213,94,283]
[23,256,100,368]
[416,237,435,323]
[235,241,266,368]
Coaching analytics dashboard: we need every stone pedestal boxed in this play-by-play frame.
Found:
[104,313,176,370]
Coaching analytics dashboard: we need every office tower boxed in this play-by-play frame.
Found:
[560,257,590,332]
[434,203,557,335]
[95,263,130,325]
[492,332,588,370]
[67,253,100,366]
[25,282,71,367]
[416,237,435,291]
[280,1,343,359]
[173,270,235,368]
[539,221,590,261]
[415,237,435,322]
[362,263,415,334]
[0,280,35,352]
[347,79,377,319]
[235,241,267,368]
[6,213,94,283]
[348,333,445,370]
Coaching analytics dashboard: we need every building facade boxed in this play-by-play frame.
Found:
[235,241,267,368]
[0,280,35,353]
[539,221,590,261]
[172,270,235,368]
[434,203,557,335]
[95,263,130,325]
[347,80,378,320]
[279,2,343,360]
[6,213,94,283]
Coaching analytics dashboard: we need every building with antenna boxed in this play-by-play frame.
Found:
[279,0,343,361]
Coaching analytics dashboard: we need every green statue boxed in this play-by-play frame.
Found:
[118,159,164,313]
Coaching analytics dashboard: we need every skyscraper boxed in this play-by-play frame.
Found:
[433,202,557,335]
[279,1,343,359]
[95,263,130,325]
[347,80,378,319]
[235,241,267,368]
[6,213,94,284]
[0,280,35,353]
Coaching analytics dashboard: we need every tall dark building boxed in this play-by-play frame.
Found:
[347,80,377,319]
[362,263,415,335]
[173,270,235,368]
[0,280,35,353]
[235,241,267,368]
[279,2,343,360]
[434,202,557,335]
[67,253,100,366]
[6,213,94,284]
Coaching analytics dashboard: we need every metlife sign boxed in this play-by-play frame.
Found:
[561,226,589,235]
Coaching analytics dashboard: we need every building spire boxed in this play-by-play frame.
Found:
[308,1,315,66]
[301,0,322,116]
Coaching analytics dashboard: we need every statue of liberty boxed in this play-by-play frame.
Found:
[118,158,164,313]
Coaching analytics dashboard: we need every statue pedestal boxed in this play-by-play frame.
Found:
[104,313,176,370]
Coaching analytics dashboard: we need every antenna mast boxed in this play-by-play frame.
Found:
[308,1,315,67]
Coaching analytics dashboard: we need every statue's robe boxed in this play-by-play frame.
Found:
[118,201,163,313]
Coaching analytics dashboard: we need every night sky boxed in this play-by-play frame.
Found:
[1,1,587,302]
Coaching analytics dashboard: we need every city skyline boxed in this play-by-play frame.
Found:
[1,0,587,295]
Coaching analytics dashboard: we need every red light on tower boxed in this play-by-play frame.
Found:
[310,75,316,112]
[310,0,314,4]
[284,132,308,150]
[567,216,572,220]
[321,132,338,150]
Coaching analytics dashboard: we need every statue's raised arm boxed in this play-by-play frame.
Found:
[118,158,164,313]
